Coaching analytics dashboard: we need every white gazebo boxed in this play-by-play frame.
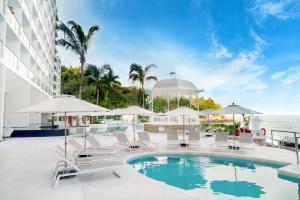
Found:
[151,73,204,112]
[146,73,204,132]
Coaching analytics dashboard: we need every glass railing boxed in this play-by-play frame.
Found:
[19,0,30,20]
[4,45,36,83]
[6,6,20,35]
[19,61,28,79]
[29,44,36,59]
[20,30,29,49]
[0,0,4,14]
[0,39,3,58]
[4,46,18,71]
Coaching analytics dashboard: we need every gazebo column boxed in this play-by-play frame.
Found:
[151,93,154,112]
[189,93,192,108]
[197,93,200,112]
[177,90,179,108]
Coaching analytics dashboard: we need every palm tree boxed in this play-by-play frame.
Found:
[56,21,99,99]
[85,64,120,105]
[103,65,121,89]
[129,63,157,108]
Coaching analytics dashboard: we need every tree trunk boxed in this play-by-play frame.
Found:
[142,83,144,109]
[96,88,99,105]
[79,63,84,99]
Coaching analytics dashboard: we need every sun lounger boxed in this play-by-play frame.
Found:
[89,127,98,135]
[188,130,201,147]
[167,132,180,147]
[210,132,228,149]
[53,147,123,188]
[115,133,146,151]
[137,131,158,149]
[69,139,117,156]
[236,133,255,149]
[75,127,85,137]
[86,135,118,151]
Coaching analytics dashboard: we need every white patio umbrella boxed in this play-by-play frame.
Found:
[166,106,205,143]
[216,103,261,124]
[201,109,216,126]
[116,106,154,142]
[17,95,107,158]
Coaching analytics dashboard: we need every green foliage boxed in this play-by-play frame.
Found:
[203,123,235,135]
[192,97,222,110]
[153,97,167,113]
[61,65,142,109]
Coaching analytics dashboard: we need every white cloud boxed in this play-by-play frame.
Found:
[270,71,286,80]
[211,33,233,59]
[270,66,300,85]
[282,67,300,85]
[249,0,300,24]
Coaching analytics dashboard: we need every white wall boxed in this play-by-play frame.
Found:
[0,64,6,140]
[4,83,30,127]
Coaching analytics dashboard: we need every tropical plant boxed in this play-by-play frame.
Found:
[56,21,99,99]
[129,63,157,108]
[85,64,120,105]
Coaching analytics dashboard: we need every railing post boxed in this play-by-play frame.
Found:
[294,133,299,164]
[271,130,274,147]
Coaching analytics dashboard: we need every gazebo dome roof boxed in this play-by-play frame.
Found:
[151,78,203,98]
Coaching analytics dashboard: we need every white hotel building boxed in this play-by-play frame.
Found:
[0,0,61,140]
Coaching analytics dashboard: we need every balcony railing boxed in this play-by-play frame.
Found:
[20,0,30,20]
[0,39,3,58]
[4,45,35,84]
[0,0,4,14]
[4,46,18,71]
[20,30,29,49]
[6,6,20,35]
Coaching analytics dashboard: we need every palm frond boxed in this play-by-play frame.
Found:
[145,64,157,73]
[146,76,157,81]
[87,25,100,42]
[129,63,143,75]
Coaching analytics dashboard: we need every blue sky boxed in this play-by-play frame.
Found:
[57,0,300,114]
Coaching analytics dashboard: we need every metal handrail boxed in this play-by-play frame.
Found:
[270,129,300,164]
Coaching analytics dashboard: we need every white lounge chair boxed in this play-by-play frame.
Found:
[188,130,201,147]
[89,127,98,135]
[137,131,158,149]
[69,139,117,157]
[210,132,228,149]
[236,133,255,150]
[53,147,123,188]
[115,133,145,151]
[86,135,117,151]
[167,132,180,147]
[75,127,85,137]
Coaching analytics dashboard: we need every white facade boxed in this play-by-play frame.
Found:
[0,0,60,140]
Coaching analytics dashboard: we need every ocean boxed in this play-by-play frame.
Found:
[260,115,300,133]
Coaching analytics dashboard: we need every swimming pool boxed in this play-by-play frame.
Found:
[128,154,300,200]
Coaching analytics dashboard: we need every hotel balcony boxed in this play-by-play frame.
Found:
[3,45,35,85]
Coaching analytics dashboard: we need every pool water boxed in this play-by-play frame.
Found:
[128,154,300,200]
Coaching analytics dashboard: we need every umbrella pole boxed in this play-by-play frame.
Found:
[189,115,191,133]
[207,114,210,126]
[133,115,136,142]
[84,115,87,150]
[183,115,185,141]
[64,112,67,166]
